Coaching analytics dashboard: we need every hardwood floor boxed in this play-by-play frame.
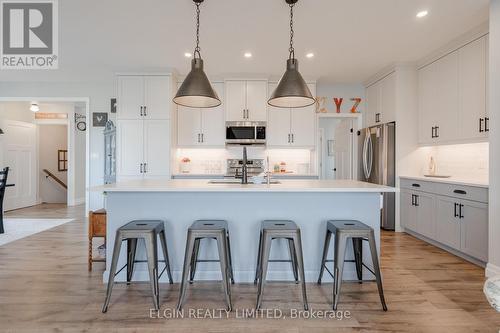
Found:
[0,204,499,332]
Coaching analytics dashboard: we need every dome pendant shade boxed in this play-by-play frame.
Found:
[173,58,221,108]
[268,58,315,108]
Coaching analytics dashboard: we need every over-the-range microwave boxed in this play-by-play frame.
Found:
[225,121,266,145]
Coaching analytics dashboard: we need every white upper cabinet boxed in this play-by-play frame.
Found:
[267,83,316,148]
[177,82,225,147]
[117,75,171,120]
[458,36,488,139]
[364,72,395,128]
[225,80,267,121]
[418,35,488,144]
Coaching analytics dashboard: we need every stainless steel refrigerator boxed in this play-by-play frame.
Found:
[358,122,396,230]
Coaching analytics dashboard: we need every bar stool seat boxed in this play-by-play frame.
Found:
[317,220,387,311]
[255,220,308,310]
[102,220,173,313]
[177,220,234,311]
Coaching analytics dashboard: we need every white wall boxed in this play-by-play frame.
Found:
[74,105,86,204]
[39,125,68,203]
[488,0,500,277]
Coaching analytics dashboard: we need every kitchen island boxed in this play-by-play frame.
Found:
[94,179,395,283]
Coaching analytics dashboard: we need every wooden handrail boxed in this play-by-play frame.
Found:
[43,169,67,189]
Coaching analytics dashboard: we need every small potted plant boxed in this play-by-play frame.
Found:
[180,157,191,173]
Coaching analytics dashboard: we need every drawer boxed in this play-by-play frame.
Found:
[90,211,107,237]
[400,178,435,193]
[433,183,488,203]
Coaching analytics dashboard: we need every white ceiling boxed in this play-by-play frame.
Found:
[1,0,489,83]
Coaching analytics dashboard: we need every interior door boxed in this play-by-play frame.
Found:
[118,76,144,120]
[144,76,171,120]
[3,120,37,211]
[332,119,353,179]
[435,195,461,250]
[117,120,144,179]
[246,80,268,121]
[144,120,171,178]
[177,107,201,146]
[225,80,246,121]
[200,82,225,146]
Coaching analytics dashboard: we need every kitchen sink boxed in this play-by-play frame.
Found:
[208,179,281,184]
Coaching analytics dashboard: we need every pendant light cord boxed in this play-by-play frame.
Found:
[194,2,201,59]
[288,3,295,60]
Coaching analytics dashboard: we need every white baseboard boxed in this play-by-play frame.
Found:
[486,263,500,277]
[67,197,85,206]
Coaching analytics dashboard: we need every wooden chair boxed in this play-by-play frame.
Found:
[0,167,10,234]
[88,209,107,271]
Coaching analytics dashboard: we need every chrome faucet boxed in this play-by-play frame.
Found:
[241,146,248,184]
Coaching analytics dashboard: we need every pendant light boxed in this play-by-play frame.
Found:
[173,0,221,108]
[268,0,315,108]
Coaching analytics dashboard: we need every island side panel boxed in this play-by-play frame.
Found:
[104,191,381,283]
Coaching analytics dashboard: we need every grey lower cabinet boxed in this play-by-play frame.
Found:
[400,178,488,264]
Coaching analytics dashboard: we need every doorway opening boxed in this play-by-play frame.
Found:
[317,114,361,180]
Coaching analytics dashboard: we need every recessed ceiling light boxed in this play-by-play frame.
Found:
[244,52,252,58]
[306,52,314,58]
[184,52,192,58]
[416,10,428,18]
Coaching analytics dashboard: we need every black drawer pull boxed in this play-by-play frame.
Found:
[453,189,467,195]
[412,183,421,188]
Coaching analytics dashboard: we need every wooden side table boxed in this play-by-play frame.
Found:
[89,209,107,271]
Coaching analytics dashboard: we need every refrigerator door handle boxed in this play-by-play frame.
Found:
[362,128,373,179]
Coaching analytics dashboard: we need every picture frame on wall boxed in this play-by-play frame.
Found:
[93,112,108,127]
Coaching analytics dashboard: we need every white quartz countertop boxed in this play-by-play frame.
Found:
[92,179,396,193]
[400,175,488,188]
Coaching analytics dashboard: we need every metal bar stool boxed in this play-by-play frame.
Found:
[177,220,234,311]
[102,220,173,313]
[255,220,308,310]
[317,220,387,311]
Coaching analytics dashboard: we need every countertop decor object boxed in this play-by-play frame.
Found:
[180,157,192,174]
[268,0,315,108]
[173,0,220,108]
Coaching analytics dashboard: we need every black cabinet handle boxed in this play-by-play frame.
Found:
[140,163,144,173]
[140,106,144,116]
[375,113,380,123]
[412,183,421,188]
[414,195,419,207]
[431,126,435,138]
[454,203,458,218]
[453,189,467,195]
[143,106,147,116]
[485,117,490,132]
[459,204,464,219]
[411,194,415,206]
[479,118,484,133]
[435,126,439,138]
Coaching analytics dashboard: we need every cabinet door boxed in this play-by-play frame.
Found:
[458,37,487,139]
[365,83,379,128]
[246,80,268,121]
[200,82,225,146]
[117,76,144,120]
[380,72,396,124]
[401,190,417,232]
[435,195,461,250]
[460,200,488,261]
[225,81,246,121]
[290,84,316,147]
[117,120,144,178]
[144,120,171,178]
[416,192,435,239]
[144,76,171,120]
[267,107,291,146]
[177,107,201,146]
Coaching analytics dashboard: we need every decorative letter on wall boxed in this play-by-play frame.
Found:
[350,98,362,113]
[315,96,327,113]
[333,98,343,113]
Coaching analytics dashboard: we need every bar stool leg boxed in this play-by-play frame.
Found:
[256,232,271,310]
[254,230,263,285]
[102,233,123,313]
[177,231,195,311]
[216,233,232,311]
[292,230,309,311]
[189,238,201,284]
[145,234,159,311]
[333,233,347,311]
[317,229,332,284]
[368,230,388,311]
[226,232,235,284]
[288,238,299,284]
[352,238,363,283]
[126,238,138,284]
[159,229,174,284]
